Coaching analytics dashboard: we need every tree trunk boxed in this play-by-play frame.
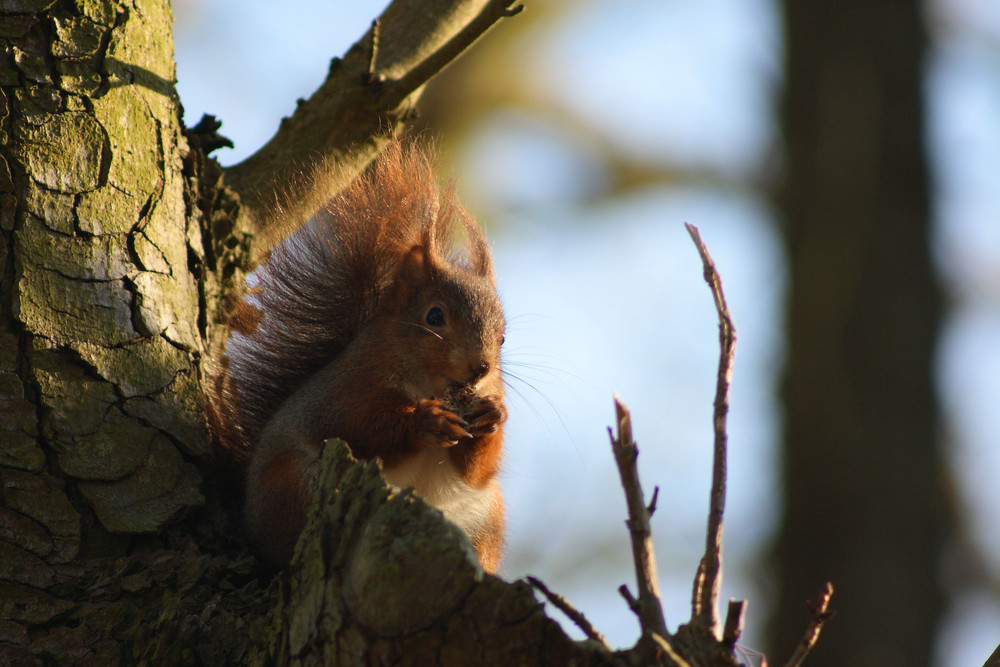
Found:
[1,0,227,661]
[770,1,947,664]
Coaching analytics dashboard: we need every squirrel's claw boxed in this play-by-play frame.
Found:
[414,398,472,447]
[463,395,507,438]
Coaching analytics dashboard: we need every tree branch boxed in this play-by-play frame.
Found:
[783,582,835,667]
[609,397,669,641]
[651,633,694,667]
[684,223,737,637]
[527,575,610,649]
[223,0,522,255]
[389,2,523,100]
[721,600,745,650]
[984,642,1000,667]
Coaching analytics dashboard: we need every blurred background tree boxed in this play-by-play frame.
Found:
[771,1,944,665]
[176,0,1000,664]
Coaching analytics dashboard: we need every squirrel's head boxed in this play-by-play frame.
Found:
[383,243,506,400]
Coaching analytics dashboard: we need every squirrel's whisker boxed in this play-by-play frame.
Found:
[392,319,446,341]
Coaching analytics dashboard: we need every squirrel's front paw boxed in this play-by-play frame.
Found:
[463,395,507,438]
[413,398,471,447]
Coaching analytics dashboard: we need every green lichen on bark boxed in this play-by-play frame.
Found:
[3,0,207,552]
[50,407,153,481]
[18,213,132,279]
[10,111,107,191]
[0,0,235,657]
[78,433,203,532]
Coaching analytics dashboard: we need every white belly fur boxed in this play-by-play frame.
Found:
[381,447,497,541]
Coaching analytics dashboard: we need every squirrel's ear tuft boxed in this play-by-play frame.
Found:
[462,217,494,280]
[400,245,430,281]
[386,245,431,311]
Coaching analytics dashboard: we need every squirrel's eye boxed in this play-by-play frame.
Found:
[500,335,506,346]
[425,306,446,327]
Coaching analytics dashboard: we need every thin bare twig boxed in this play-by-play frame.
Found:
[783,582,835,667]
[721,599,746,650]
[684,223,737,637]
[650,632,694,667]
[618,584,640,615]
[984,642,1000,667]
[647,485,660,517]
[527,576,610,649]
[366,19,381,81]
[609,397,668,640]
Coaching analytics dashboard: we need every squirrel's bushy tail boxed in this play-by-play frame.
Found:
[209,140,493,459]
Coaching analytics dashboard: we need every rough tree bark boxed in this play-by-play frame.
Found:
[1,0,229,662]
[770,1,946,665]
[1,0,819,665]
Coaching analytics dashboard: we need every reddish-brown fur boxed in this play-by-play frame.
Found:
[211,141,507,571]
[252,448,314,566]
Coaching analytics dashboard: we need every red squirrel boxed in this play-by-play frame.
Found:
[210,141,507,571]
